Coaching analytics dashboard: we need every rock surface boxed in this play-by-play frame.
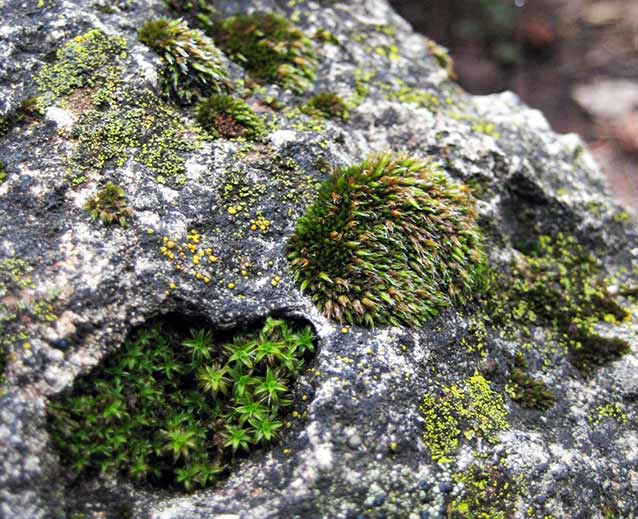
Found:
[0,0,637,518]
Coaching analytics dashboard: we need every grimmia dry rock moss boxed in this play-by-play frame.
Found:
[288,153,486,328]
[138,18,228,104]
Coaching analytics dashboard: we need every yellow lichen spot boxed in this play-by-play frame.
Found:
[169,282,176,289]
[227,282,235,289]
[209,255,218,263]
[166,240,175,249]
[146,228,154,235]
[192,256,200,265]
[390,441,397,451]
[341,327,349,334]
[23,342,31,350]
[228,206,237,215]
[204,277,210,284]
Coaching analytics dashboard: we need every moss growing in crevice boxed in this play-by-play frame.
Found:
[288,153,486,328]
[301,93,349,121]
[506,354,555,411]
[47,316,316,490]
[138,18,228,105]
[0,160,6,185]
[488,234,630,376]
[196,95,264,139]
[209,13,317,94]
[420,372,508,463]
[0,98,43,137]
[425,39,457,80]
[84,183,133,227]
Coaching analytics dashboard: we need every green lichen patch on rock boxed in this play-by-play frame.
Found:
[209,13,317,94]
[137,18,228,105]
[489,234,631,375]
[420,372,509,463]
[196,95,265,139]
[84,183,133,227]
[288,153,486,328]
[47,316,315,490]
[35,29,127,105]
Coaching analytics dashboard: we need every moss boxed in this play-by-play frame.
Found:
[35,30,126,105]
[210,13,317,94]
[138,18,228,104]
[447,464,521,519]
[301,93,349,121]
[84,183,133,227]
[506,354,555,411]
[426,40,457,80]
[420,372,508,463]
[196,95,265,139]
[47,317,315,490]
[488,234,630,375]
[288,153,486,328]
[0,98,43,137]
[0,160,6,185]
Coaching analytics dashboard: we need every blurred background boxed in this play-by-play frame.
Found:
[389,0,638,211]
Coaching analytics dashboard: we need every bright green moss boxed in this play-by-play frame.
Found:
[196,95,265,139]
[420,372,508,463]
[138,18,228,104]
[506,354,555,411]
[210,13,317,94]
[425,40,457,80]
[47,317,315,490]
[288,153,486,328]
[301,93,349,121]
[35,30,126,104]
[84,183,133,227]
[447,464,522,519]
[489,234,630,375]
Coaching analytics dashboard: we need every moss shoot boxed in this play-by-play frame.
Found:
[196,94,265,139]
[210,13,317,94]
[288,153,486,328]
[138,18,228,104]
[48,317,315,490]
[84,183,133,227]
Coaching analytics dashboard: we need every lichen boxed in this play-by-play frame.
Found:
[588,402,627,426]
[196,95,265,139]
[209,13,317,94]
[84,183,133,227]
[137,18,228,104]
[288,153,486,328]
[47,317,315,490]
[420,372,509,463]
[35,29,126,105]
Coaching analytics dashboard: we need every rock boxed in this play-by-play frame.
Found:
[572,78,638,120]
[0,1,637,518]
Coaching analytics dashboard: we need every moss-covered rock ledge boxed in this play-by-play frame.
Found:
[1,0,637,518]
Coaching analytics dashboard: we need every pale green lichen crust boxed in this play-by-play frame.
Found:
[288,153,487,328]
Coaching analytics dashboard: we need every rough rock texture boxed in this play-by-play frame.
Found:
[0,1,637,518]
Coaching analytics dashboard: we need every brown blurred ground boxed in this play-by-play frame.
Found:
[391,0,638,210]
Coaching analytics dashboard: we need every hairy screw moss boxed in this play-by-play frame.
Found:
[288,153,486,328]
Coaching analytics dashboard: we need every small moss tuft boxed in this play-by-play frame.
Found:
[0,161,6,185]
[301,93,349,121]
[196,95,264,139]
[47,317,315,490]
[288,153,486,328]
[210,13,317,94]
[138,18,228,104]
[506,354,555,411]
[84,183,133,227]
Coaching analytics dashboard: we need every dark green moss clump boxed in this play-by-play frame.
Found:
[210,13,317,94]
[490,234,630,375]
[138,18,228,104]
[196,95,264,139]
[288,153,486,327]
[301,93,349,121]
[507,354,555,411]
[0,161,6,185]
[47,317,315,490]
[84,183,133,227]
[0,98,42,137]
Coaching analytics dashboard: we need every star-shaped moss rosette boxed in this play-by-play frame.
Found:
[138,18,228,104]
[288,153,487,327]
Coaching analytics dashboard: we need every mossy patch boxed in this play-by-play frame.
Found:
[0,98,43,137]
[506,354,555,411]
[47,316,315,490]
[84,183,133,227]
[210,13,317,94]
[301,93,349,121]
[447,463,522,519]
[138,18,228,105]
[488,234,630,375]
[0,160,6,185]
[426,40,457,80]
[35,30,127,105]
[288,153,486,328]
[420,372,508,463]
[196,95,265,139]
